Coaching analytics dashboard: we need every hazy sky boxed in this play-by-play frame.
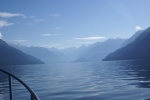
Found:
[0,0,150,49]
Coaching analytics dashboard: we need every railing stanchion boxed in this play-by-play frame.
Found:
[0,69,40,100]
[31,95,34,100]
[9,75,13,100]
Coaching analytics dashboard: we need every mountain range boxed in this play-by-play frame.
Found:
[74,38,126,62]
[11,44,65,63]
[103,27,150,61]
[2,27,147,65]
[0,39,44,65]
[60,46,89,62]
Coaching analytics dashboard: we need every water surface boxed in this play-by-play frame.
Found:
[0,60,150,100]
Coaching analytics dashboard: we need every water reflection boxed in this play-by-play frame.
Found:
[0,61,150,100]
[120,60,150,88]
[0,71,9,100]
[117,60,150,100]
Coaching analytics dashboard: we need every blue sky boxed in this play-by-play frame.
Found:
[0,0,150,49]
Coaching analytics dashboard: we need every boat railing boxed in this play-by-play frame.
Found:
[0,69,40,100]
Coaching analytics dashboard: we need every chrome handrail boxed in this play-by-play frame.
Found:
[0,69,40,100]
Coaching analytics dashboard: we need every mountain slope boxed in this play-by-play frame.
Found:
[121,30,143,47]
[0,40,44,65]
[75,38,126,62]
[11,44,65,63]
[103,27,150,61]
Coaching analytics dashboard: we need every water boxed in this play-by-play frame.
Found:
[1,60,150,100]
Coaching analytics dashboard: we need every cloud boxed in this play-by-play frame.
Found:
[55,27,61,30]
[75,36,106,40]
[0,12,26,18]
[25,17,45,26]
[53,33,61,36]
[12,39,28,43]
[50,13,60,17]
[135,26,142,31]
[28,16,35,18]
[0,20,14,28]
[42,33,61,37]
[0,32,2,39]
[34,19,44,22]
[42,34,52,36]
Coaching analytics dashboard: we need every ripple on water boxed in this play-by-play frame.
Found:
[0,61,150,100]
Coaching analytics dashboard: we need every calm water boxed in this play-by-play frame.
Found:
[1,60,150,100]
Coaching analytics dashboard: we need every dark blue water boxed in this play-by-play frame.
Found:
[1,60,150,100]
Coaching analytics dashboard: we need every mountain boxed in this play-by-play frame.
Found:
[0,40,44,65]
[75,38,126,62]
[60,46,89,61]
[48,47,66,59]
[121,30,143,47]
[11,44,65,63]
[103,27,150,61]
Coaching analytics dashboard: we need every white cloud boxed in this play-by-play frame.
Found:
[0,12,26,18]
[0,32,3,39]
[34,19,44,22]
[25,17,45,26]
[42,34,52,36]
[53,33,61,36]
[12,39,28,43]
[12,39,28,45]
[135,26,142,31]
[42,33,61,37]
[0,20,14,28]
[75,36,106,40]
[28,16,35,18]
[55,27,61,30]
[50,13,60,17]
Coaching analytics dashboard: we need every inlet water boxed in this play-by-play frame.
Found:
[0,60,150,100]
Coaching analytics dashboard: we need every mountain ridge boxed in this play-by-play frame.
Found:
[74,38,126,62]
[11,44,65,63]
[103,27,150,61]
[0,39,44,65]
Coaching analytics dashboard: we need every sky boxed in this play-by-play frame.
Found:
[0,0,150,49]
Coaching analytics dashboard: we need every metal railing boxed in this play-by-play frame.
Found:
[0,69,40,100]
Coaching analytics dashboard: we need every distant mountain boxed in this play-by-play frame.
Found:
[48,47,66,59]
[103,27,150,61]
[11,44,65,63]
[0,40,44,65]
[60,46,89,61]
[75,38,126,62]
[121,30,143,47]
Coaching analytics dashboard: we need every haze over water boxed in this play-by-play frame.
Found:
[1,60,150,100]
